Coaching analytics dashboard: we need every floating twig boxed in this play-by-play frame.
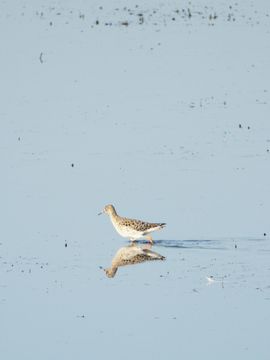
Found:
[39,52,44,64]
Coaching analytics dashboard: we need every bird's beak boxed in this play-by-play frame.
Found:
[98,209,104,216]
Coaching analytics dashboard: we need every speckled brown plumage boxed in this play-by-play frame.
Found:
[118,217,166,233]
[104,244,166,278]
[99,204,166,243]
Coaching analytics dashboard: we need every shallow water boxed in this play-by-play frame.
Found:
[1,236,270,359]
[1,0,270,359]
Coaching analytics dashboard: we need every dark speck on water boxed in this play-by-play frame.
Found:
[71,163,74,167]
[39,52,44,64]
[77,315,86,318]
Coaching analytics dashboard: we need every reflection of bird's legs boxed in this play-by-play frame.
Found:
[129,238,137,243]
[145,235,153,244]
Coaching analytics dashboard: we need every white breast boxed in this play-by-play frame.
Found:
[110,217,142,239]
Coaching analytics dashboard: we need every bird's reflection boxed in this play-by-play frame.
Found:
[104,243,166,278]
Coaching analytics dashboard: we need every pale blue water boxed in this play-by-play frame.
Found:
[1,1,270,359]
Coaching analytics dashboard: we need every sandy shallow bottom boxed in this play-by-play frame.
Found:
[1,0,270,359]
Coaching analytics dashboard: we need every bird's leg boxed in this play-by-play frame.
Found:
[129,238,137,243]
[143,243,153,250]
[145,235,153,244]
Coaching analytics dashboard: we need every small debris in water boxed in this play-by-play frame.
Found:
[235,244,237,249]
[263,233,267,236]
[239,124,242,128]
[138,14,144,24]
[65,242,67,248]
[39,52,44,64]
[71,163,74,167]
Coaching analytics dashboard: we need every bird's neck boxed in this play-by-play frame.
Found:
[109,208,118,221]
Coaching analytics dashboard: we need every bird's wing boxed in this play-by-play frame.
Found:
[119,217,165,232]
[116,245,145,261]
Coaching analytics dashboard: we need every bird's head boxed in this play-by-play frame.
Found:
[98,204,117,216]
[104,267,118,278]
